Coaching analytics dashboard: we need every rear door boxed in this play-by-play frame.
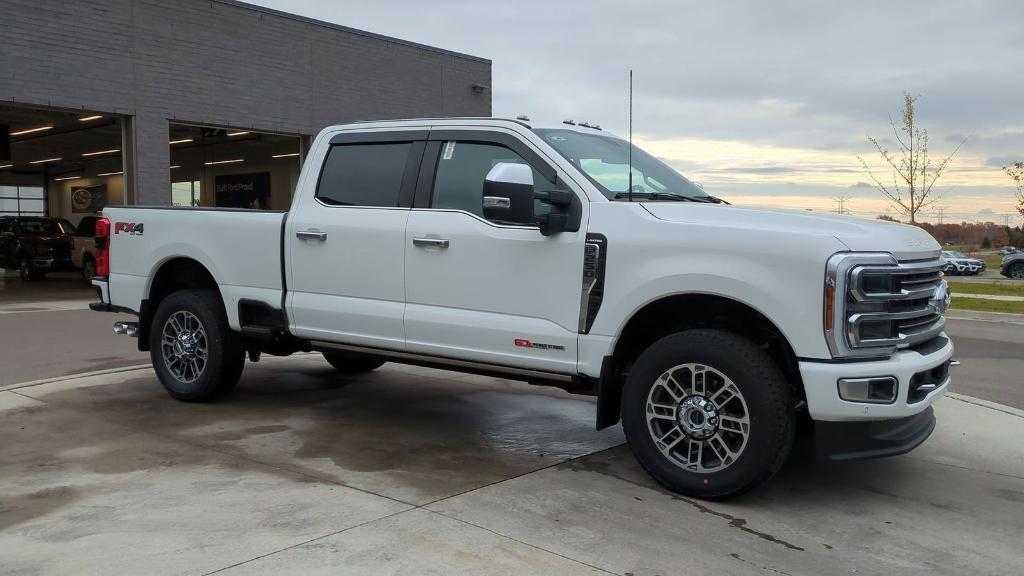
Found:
[403,128,588,374]
[286,130,426,350]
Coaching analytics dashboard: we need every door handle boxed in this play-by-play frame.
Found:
[412,237,450,249]
[296,230,327,241]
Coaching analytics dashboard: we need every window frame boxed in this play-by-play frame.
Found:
[313,130,428,209]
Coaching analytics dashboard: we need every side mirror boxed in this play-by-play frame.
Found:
[482,162,580,236]
[482,163,537,225]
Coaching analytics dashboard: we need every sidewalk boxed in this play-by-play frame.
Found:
[953,292,1024,302]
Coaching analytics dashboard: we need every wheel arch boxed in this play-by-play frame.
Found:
[596,292,804,430]
[138,257,221,351]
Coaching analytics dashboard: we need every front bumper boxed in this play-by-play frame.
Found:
[799,334,953,422]
[29,257,75,271]
[815,406,935,462]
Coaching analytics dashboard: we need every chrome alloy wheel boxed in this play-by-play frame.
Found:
[160,310,208,384]
[646,363,751,473]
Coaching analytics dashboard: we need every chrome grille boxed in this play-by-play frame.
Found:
[826,254,947,358]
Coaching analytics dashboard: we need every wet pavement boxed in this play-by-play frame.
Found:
[1,355,1021,575]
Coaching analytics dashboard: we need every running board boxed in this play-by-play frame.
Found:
[311,340,586,390]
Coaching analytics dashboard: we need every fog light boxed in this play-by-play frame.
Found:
[838,376,897,404]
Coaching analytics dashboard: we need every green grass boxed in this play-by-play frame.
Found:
[982,255,1004,270]
[947,281,1024,297]
[950,297,1024,314]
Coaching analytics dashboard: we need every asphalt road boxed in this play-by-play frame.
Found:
[944,316,1024,409]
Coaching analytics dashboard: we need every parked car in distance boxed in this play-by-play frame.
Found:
[0,216,76,281]
[1001,252,1024,279]
[71,215,102,283]
[90,117,954,500]
[997,246,1018,256]
[941,250,984,275]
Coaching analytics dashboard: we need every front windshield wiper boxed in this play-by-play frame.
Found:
[613,191,726,203]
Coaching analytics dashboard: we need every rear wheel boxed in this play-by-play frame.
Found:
[1010,263,1024,279]
[323,351,386,373]
[621,329,794,500]
[82,256,96,283]
[150,289,245,402]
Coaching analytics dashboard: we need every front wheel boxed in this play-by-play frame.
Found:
[150,289,245,402]
[18,255,37,281]
[622,329,794,500]
[1009,263,1024,280]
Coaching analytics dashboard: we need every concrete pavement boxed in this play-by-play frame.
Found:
[1,356,1021,575]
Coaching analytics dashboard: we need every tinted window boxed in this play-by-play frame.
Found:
[316,143,411,207]
[76,217,97,237]
[431,142,555,222]
[16,218,66,235]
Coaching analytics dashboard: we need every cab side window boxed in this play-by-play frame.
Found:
[316,142,412,207]
[431,142,555,223]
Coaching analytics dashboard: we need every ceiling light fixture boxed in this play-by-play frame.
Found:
[54,175,81,181]
[0,164,13,169]
[82,148,120,157]
[30,157,62,164]
[169,138,193,145]
[10,125,53,136]
[97,171,123,177]
[226,131,250,137]
[272,152,301,158]
[204,158,244,166]
[79,115,103,122]
[170,165,182,169]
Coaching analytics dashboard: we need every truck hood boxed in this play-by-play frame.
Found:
[642,203,941,261]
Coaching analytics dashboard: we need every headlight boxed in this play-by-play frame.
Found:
[824,253,947,358]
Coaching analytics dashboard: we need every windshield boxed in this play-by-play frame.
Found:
[534,128,708,200]
[16,218,70,235]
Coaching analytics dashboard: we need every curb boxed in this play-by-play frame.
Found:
[944,392,1024,419]
[0,352,322,393]
[0,364,152,392]
[946,310,1024,324]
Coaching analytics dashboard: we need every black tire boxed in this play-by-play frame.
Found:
[621,329,794,500]
[150,289,245,402]
[82,256,96,283]
[18,255,36,281]
[322,351,386,373]
[1009,263,1024,280]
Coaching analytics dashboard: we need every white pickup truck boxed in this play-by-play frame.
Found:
[90,117,954,499]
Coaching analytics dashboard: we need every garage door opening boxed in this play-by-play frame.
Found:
[1,104,126,301]
[168,123,302,210]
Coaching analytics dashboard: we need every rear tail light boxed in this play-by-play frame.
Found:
[95,217,110,277]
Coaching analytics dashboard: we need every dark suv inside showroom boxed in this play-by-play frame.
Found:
[0,216,76,281]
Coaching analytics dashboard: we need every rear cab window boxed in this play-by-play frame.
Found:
[314,133,426,208]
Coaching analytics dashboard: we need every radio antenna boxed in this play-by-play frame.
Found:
[627,69,633,203]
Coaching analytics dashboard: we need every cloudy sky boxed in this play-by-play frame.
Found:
[255,0,1024,223]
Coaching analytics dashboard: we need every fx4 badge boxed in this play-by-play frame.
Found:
[114,222,144,236]
[514,338,565,351]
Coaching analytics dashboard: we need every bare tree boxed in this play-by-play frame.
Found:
[858,93,966,224]
[1003,162,1024,218]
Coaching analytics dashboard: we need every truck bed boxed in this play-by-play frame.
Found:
[102,206,287,331]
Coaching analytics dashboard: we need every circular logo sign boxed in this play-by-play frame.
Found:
[930,282,951,315]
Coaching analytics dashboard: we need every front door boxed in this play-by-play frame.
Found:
[286,132,425,350]
[404,130,587,374]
